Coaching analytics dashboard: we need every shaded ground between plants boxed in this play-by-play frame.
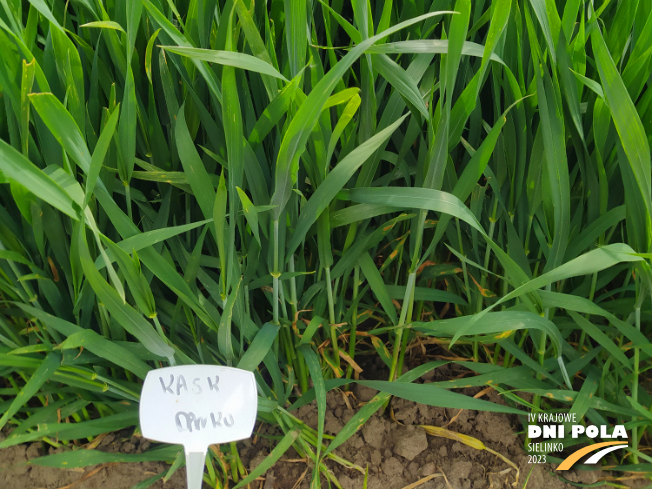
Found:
[0,362,644,489]
[0,430,186,489]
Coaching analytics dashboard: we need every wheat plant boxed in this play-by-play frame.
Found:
[0,0,650,486]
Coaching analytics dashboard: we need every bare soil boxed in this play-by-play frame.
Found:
[243,386,607,489]
[0,361,644,488]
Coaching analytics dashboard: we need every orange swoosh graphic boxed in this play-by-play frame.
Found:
[556,441,626,470]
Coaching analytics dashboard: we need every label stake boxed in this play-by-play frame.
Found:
[139,365,258,489]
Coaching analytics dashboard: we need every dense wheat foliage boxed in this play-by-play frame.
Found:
[0,0,650,486]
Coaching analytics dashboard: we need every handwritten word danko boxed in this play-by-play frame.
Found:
[159,374,220,395]
[157,375,235,433]
[175,411,235,433]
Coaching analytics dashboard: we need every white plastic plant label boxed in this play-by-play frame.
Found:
[139,365,258,489]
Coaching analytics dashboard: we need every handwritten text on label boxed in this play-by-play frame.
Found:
[159,374,219,395]
[175,411,235,432]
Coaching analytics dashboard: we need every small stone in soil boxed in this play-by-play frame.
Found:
[450,460,474,489]
[371,450,382,466]
[26,443,40,459]
[407,461,420,478]
[452,442,466,453]
[392,399,418,424]
[362,417,386,449]
[100,433,115,446]
[264,469,275,489]
[393,426,428,461]
[325,411,344,434]
[420,462,436,476]
[355,384,379,402]
[338,474,357,489]
[383,457,404,478]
